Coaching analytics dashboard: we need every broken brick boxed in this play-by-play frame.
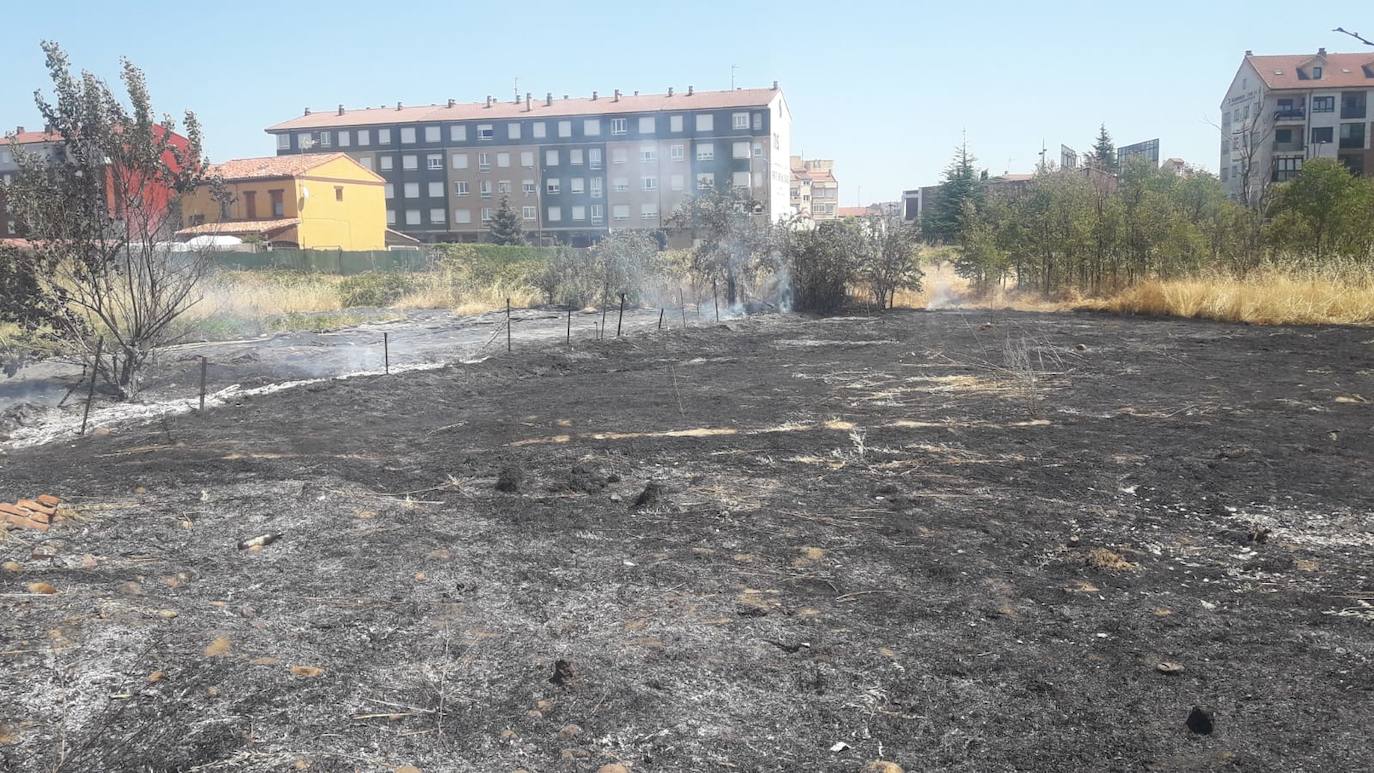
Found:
[4,514,49,532]
[35,495,60,508]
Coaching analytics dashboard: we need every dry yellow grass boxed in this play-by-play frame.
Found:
[1085,270,1374,326]
[191,271,344,320]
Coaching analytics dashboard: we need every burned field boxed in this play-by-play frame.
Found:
[1,310,1372,772]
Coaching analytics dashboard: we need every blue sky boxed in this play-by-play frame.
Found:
[2,1,1364,203]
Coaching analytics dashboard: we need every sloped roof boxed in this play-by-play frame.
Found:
[176,218,300,237]
[1245,52,1374,90]
[266,87,783,132]
[207,154,351,181]
[4,131,61,145]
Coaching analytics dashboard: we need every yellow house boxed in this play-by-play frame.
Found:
[178,153,387,250]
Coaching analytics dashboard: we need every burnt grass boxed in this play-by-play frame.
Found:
[1,309,1372,772]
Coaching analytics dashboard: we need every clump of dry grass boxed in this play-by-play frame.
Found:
[1085,547,1137,572]
[191,271,344,320]
[1084,268,1374,326]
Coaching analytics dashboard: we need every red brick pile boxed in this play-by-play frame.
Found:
[0,495,62,533]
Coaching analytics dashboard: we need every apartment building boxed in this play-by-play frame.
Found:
[266,85,791,245]
[1220,48,1374,202]
[789,156,838,220]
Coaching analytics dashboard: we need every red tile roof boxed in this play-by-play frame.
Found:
[267,87,784,132]
[207,154,351,181]
[176,218,300,237]
[4,131,61,145]
[1245,52,1374,90]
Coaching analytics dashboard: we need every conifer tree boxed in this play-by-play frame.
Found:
[488,195,523,244]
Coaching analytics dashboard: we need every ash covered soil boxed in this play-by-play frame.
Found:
[1,309,1372,772]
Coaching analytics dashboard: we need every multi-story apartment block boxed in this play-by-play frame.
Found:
[1,128,58,238]
[1220,48,1374,202]
[789,156,838,220]
[266,85,791,245]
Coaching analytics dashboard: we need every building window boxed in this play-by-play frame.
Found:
[478,124,494,140]
[696,144,715,161]
[480,180,492,198]
[752,113,763,131]
[589,148,603,169]
[1312,126,1334,144]
[454,181,470,196]
[546,178,561,194]
[696,114,714,132]
[670,144,685,161]
[378,128,392,144]
[522,179,536,195]
[753,143,764,158]
[610,118,628,135]
[558,120,572,138]
[642,176,657,191]
[532,122,546,138]
[1339,122,1365,149]
[732,171,750,188]
[387,210,396,225]
[1272,156,1303,182]
[358,129,371,146]
[732,113,749,130]
[547,206,561,222]
[276,134,290,150]
[696,173,715,190]
[481,207,493,222]
[584,119,601,136]
[452,153,469,169]
[641,146,657,162]
[424,126,441,143]
[1275,128,1293,144]
[572,205,586,221]
[427,154,443,170]
[402,154,418,170]
[732,141,750,159]
[428,181,444,198]
[612,148,627,164]
[270,189,285,217]
[454,209,472,224]
[570,148,584,165]
[612,204,629,221]
[430,208,446,223]
[522,206,536,220]
[404,182,419,198]
[384,183,395,199]
[639,116,655,134]
[405,209,421,225]
[670,174,684,191]
[508,123,522,140]
[359,157,373,171]
[520,151,535,167]
[670,115,684,132]
[1313,96,1334,113]
[641,203,658,220]
[295,132,313,149]
[498,180,511,194]
[1313,66,1323,79]
[591,204,603,223]
[546,149,559,166]
[568,177,584,194]
[497,152,511,168]
[478,152,491,171]
[450,125,467,142]
[338,130,351,148]
[612,177,628,192]
[400,127,416,144]
[590,177,603,198]
[318,132,332,147]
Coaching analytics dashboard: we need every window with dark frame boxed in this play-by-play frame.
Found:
[1312,96,1334,113]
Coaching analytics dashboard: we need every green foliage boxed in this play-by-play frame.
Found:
[923,142,983,243]
[666,186,773,305]
[335,272,420,307]
[1091,124,1119,172]
[782,220,862,314]
[487,195,524,245]
[1264,159,1374,259]
[853,215,924,307]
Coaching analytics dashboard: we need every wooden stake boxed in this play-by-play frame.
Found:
[599,291,608,340]
[616,293,625,337]
[713,278,720,322]
[658,308,664,330]
[199,356,208,411]
[680,289,687,328]
[566,306,572,346]
[506,298,512,352]
[383,332,390,374]
[80,337,103,437]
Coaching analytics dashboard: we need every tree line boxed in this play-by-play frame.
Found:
[923,138,1374,296]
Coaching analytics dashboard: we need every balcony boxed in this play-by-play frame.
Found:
[1273,107,1306,122]
[1273,139,1306,153]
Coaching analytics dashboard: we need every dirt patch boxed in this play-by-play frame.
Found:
[1,310,1373,771]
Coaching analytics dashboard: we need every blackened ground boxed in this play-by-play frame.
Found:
[1,310,1371,772]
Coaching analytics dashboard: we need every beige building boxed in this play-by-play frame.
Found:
[789,156,838,220]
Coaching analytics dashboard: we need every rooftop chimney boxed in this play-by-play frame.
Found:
[1244,50,1253,56]
[485,96,492,108]
[1318,47,1327,56]
[304,108,311,116]
[592,90,598,100]
[668,87,674,97]
[396,101,402,110]
[613,89,621,102]
[525,92,532,111]
[337,104,345,116]
[772,80,779,90]
[563,94,569,100]
[633,90,639,96]
[687,86,695,96]
[447,98,455,108]
[15,126,24,134]
[546,92,553,106]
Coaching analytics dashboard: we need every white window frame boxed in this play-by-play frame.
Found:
[404,182,420,198]
[450,125,467,142]
[357,129,371,146]
[732,141,750,159]
[612,177,628,193]
[590,177,603,198]
[520,151,535,167]
[640,146,657,162]
[732,112,749,130]
[570,148,584,165]
[454,208,472,224]
[430,207,446,223]
[522,179,536,195]
[590,204,603,224]
[478,124,494,140]
[641,203,658,220]
[479,179,492,198]
[696,144,715,161]
[481,207,494,222]
[337,131,351,148]
[570,177,585,194]
[478,152,491,171]
[387,210,396,225]
[610,118,628,135]
[427,153,443,170]
[400,127,417,144]
[639,116,655,134]
[451,153,469,169]
[402,154,418,170]
[612,204,630,221]
[584,118,601,136]
[558,120,572,138]
[276,134,290,150]
[428,181,444,198]
[317,131,332,148]
[670,144,685,161]
[545,149,559,166]
[405,209,421,225]
[696,114,714,132]
[453,181,470,196]
[378,128,392,144]
[424,126,441,143]
[379,155,394,171]
[522,206,536,220]
[508,123,522,140]
[384,183,395,199]
[546,178,561,194]
[642,176,657,191]
[670,115,684,132]
[589,148,603,169]
[532,122,546,138]
[497,152,511,168]
[547,205,562,222]
[571,205,586,221]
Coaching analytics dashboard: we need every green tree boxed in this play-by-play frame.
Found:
[1265,159,1374,260]
[856,215,923,307]
[1091,124,1118,172]
[665,186,771,305]
[923,141,983,243]
[487,194,524,245]
[0,42,209,396]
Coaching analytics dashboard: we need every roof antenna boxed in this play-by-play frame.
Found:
[731,64,738,90]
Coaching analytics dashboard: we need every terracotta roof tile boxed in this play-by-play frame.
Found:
[176,218,300,237]
[267,87,783,132]
[3,131,61,145]
[1245,52,1374,90]
[207,154,350,181]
